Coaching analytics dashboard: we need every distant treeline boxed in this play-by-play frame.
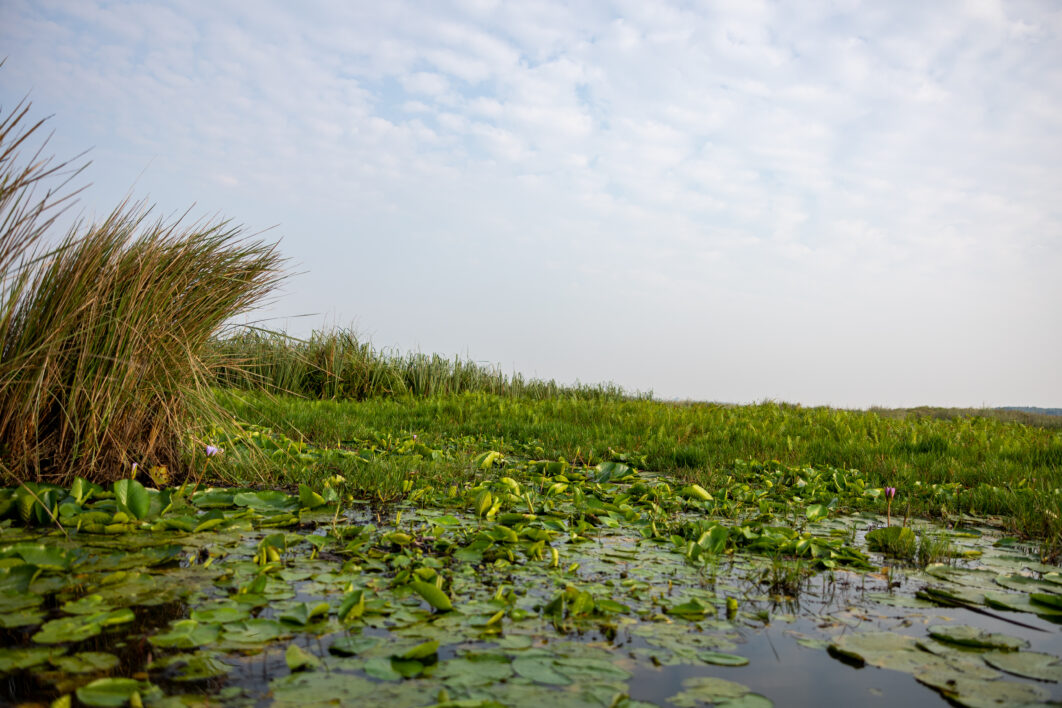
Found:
[208,329,636,401]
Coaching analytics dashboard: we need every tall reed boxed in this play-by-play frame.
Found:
[0,97,283,484]
[209,328,634,401]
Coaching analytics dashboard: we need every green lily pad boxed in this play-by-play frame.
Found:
[435,653,514,689]
[49,651,120,674]
[285,643,322,672]
[0,646,62,673]
[0,607,45,628]
[512,655,572,685]
[928,625,1028,651]
[669,677,770,708]
[62,594,114,615]
[983,651,1062,682]
[409,580,453,612]
[700,650,750,666]
[915,673,1049,708]
[33,609,134,644]
[233,490,298,511]
[189,604,251,624]
[328,635,381,657]
[150,620,220,649]
[75,678,157,707]
[149,651,232,681]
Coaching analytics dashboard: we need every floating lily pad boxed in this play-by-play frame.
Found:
[669,677,771,708]
[285,643,322,672]
[928,625,1028,651]
[915,672,1049,708]
[512,655,572,685]
[0,646,62,673]
[49,652,120,674]
[150,620,220,649]
[33,609,134,644]
[983,651,1062,682]
[328,635,381,656]
[435,653,514,689]
[76,678,159,707]
[699,650,750,666]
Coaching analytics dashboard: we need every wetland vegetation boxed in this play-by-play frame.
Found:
[2,82,1061,708]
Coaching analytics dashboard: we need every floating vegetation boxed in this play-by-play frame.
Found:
[1,431,1060,706]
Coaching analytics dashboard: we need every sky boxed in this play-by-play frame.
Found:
[2,0,1060,408]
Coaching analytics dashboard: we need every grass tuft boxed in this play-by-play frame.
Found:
[0,96,283,484]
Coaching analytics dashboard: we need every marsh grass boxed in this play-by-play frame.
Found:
[0,97,283,484]
[209,328,634,401]
[216,391,1062,544]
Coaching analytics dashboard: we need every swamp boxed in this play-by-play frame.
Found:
[3,394,1062,707]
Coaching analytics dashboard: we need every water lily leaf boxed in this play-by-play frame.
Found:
[49,651,120,674]
[362,656,402,681]
[62,594,113,615]
[8,543,75,571]
[669,677,767,708]
[512,656,572,685]
[285,643,322,672]
[983,650,1062,682]
[189,604,250,624]
[409,580,453,612]
[398,639,438,660]
[0,607,46,627]
[435,653,513,689]
[553,656,631,682]
[191,489,236,508]
[700,650,750,666]
[113,479,150,520]
[928,625,1028,651]
[220,618,289,647]
[328,635,380,656]
[149,620,220,649]
[0,646,61,674]
[1031,592,1062,610]
[829,631,919,665]
[33,609,133,644]
[75,678,156,707]
[983,591,1062,617]
[915,672,1049,708]
[234,490,298,511]
[149,651,232,681]
[298,484,327,510]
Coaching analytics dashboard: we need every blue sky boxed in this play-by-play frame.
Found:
[2,0,1060,407]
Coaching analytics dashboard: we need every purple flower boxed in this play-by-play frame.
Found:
[885,486,896,499]
[205,445,220,457]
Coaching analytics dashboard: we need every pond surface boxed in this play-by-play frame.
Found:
[1,463,1061,707]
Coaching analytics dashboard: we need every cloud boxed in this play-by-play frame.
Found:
[2,0,1060,405]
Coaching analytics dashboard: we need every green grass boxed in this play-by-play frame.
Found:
[208,328,636,401]
[0,95,282,485]
[214,390,1062,547]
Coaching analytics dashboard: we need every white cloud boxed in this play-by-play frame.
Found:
[1,0,1060,406]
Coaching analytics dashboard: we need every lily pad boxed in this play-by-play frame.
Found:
[512,655,572,685]
[285,643,322,672]
[150,620,220,649]
[699,650,750,666]
[915,673,1049,708]
[983,651,1062,682]
[669,677,770,708]
[0,646,61,673]
[75,678,157,707]
[928,625,1028,651]
[149,651,232,681]
[50,652,120,674]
